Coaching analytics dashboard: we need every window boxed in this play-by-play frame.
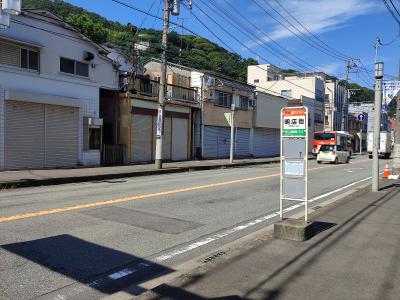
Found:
[60,57,89,77]
[281,90,292,99]
[0,40,39,71]
[239,96,249,110]
[253,79,259,84]
[20,48,40,70]
[215,91,232,108]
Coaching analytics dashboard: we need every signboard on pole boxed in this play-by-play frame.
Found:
[383,80,400,105]
[282,108,307,137]
[156,107,163,137]
[280,107,309,223]
[224,112,233,126]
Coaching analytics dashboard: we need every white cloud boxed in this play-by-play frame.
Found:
[250,0,381,43]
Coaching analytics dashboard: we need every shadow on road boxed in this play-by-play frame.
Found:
[1,234,172,296]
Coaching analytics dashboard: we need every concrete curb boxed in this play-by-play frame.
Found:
[0,159,282,189]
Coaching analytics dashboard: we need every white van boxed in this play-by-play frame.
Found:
[317,145,350,164]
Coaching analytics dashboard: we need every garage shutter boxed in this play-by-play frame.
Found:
[253,128,280,157]
[5,101,79,170]
[5,101,45,169]
[131,114,152,162]
[235,128,250,157]
[203,126,230,158]
[45,105,79,168]
[171,118,188,161]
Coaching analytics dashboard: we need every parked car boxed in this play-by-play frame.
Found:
[317,145,350,164]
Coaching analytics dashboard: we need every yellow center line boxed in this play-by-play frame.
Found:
[0,159,370,223]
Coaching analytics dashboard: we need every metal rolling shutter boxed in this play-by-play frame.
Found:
[253,128,280,157]
[0,41,20,67]
[5,101,45,169]
[171,118,188,161]
[131,114,153,162]
[203,126,230,158]
[45,104,79,168]
[235,128,250,157]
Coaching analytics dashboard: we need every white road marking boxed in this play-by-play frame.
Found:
[107,262,151,280]
[56,175,372,299]
[155,176,371,262]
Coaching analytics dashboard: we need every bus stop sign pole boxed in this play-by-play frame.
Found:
[280,106,309,223]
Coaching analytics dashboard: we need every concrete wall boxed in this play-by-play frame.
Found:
[254,92,288,129]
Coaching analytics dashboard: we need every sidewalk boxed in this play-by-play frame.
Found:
[0,157,280,189]
[138,182,400,300]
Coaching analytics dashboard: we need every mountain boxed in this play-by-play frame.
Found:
[22,0,258,81]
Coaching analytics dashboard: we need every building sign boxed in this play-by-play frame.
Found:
[156,107,163,137]
[282,108,307,137]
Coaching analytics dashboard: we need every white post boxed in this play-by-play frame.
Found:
[230,103,235,164]
[372,62,384,192]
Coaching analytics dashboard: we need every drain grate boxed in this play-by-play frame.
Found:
[203,251,226,263]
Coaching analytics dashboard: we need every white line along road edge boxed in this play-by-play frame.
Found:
[154,176,372,262]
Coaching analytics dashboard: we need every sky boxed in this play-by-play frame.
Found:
[64,0,400,88]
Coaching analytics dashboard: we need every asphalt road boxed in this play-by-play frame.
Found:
[0,155,383,299]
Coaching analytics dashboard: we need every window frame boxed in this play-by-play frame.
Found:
[60,56,89,78]
[19,47,40,72]
[215,91,233,108]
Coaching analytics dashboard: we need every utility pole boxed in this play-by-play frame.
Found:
[372,62,384,192]
[342,60,352,131]
[129,24,138,78]
[230,103,235,164]
[155,0,171,169]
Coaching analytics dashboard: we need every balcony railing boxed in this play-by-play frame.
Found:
[132,77,198,104]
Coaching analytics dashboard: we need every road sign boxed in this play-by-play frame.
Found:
[280,107,309,223]
[224,112,232,126]
[357,114,365,121]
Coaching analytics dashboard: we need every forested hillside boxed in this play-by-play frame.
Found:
[22,0,258,81]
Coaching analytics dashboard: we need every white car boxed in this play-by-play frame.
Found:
[317,145,350,164]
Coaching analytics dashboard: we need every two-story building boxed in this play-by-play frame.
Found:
[0,9,118,170]
[117,59,199,163]
[191,71,255,159]
[247,64,326,134]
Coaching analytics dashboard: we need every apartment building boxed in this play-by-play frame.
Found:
[248,64,326,135]
[325,78,347,131]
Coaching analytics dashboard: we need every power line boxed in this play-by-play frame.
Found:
[272,0,352,60]
[202,0,314,72]
[251,0,348,61]
[189,2,318,96]
[210,0,318,71]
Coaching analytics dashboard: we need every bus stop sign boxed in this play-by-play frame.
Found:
[280,107,309,222]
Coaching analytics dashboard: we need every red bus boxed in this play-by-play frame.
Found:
[313,131,352,156]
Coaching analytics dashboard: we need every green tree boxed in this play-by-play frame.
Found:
[66,14,108,44]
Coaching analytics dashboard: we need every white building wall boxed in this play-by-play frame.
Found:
[0,12,118,168]
[254,92,288,128]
